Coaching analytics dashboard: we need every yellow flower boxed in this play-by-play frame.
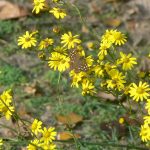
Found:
[0,89,15,120]
[93,65,104,77]
[129,81,150,102]
[41,127,57,144]
[54,46,67,54]
[85,55,94,67]
[18,31,38,49]
[145,99,150,115]
[140,124,150,142]
[113,30,127,45]
[119,117,124,124]
[50,7,67,19]
[144,116,150,125]
[61,32,81,49]
[27,139,40,150]
[41,143,56,150]
[104,62,116,73]
[98,42,111,60]
[0,139,3,148]
[117,52,137,70]
[138,71,146,78]
[106,69,126,91]
[101,30,115,45]
[101,30,126,46]
[39,38,54,50]
[31,119,42,135]
[82,79,96,95]
[32,0,45,14]
[48,52,70,72]
[70,70,85,88]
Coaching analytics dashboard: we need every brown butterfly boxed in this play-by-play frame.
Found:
[69,48,88,73]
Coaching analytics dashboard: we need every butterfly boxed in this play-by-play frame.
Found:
[69,48,88,73]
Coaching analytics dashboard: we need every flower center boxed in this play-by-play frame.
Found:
[123,57,129,63]
[25,37,31,42]
[44,131,50,138]
[136,87,144,94]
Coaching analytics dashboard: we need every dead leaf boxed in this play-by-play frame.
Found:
[97,91,116,101]
[82,25,89,33]
[104,18,121,27]
[0,1,28,20]
[57,132,81,140]
[56,112,83,126]
[24,83,43,96]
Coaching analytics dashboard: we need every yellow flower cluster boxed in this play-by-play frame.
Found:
[18,29,139,96]
[32,0,67,19]
[98,29,127,60]
[27,119,57,150]
[0,89,14,120]
[18,31,38,49]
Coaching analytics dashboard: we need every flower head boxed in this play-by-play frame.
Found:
[48,52,70,72]
[18,31,38,49]
[61,32,81,49]
[117,52,137,70]
[50,7,67,19]
[113,30,127,45]
[82,79,96,95]
[106,69,126,91]
[40,127,57,144]
[31,119,42,135]
[32,0,46,14]
[39,38,54,50]
[70,70,86,88]
[140,124,150,142]
[27,139,40,150]
[0,89,14,120]
[129,81,150,102]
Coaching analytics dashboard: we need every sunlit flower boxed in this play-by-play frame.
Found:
[106,69,126,91]
[48,52,70,72]
[129,81,150,102]
[31,119,42,135]
[140,124,150,142]
[82,79,96,95]
[0,89,15,120]
[50,7,67,19]
[41,143,56,150]
[18,31,38,49]
[32,0,46,14]
[117,52,137,70]
[113,30,127,45]
[144,116,150,125]
[70,70,86,88]
[119,117,124,124]
[61,32,81,49]
[41,127,57,144]
[27,139,40,150]
[39,38,54,50]
[94,65,104,77]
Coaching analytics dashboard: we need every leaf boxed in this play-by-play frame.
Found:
[57,132,81,140]
[0,1,28,20]
[104,18,121,27]
[56,112,83,126]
